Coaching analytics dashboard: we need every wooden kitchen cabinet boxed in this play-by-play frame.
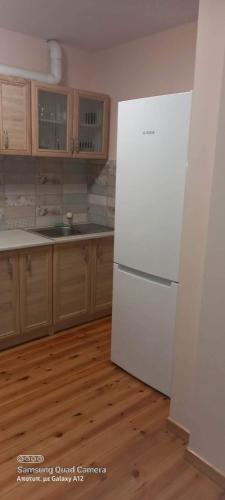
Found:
[0,236,113,348]
[31,81,73,157]
[32,83,110,159]
[53,236,113,331]
[0,76,31,155]
[0,245,53,350]
[91,237,114,313]
[20,246,53,334]
[73,90,110,159]
[0,251,20,339]
[53,241,91,329]
[0,75,110,159]
[0,75,110,158]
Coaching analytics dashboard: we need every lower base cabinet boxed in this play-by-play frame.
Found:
[0,251,20,340]
[92,237,114,313]
[20,246,53,334]
[0,245,53,349]
[0,236,114,349]
[53,236,114,331]
[53,241,91,327]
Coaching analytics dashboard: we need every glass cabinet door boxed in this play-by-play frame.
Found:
[74,91,110,159]
[32,82,73,157]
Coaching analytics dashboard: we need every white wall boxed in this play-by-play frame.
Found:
[170,0,225,474]
[188,38,225,476]
[0,24,197,160]
[91,23,197,158]
[0,27,93,89]
[170,0,225,432]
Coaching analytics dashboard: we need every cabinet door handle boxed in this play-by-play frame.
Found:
[75,137,79,154]
[70,137,74,154]
[97,245,102,262]
[26,255,32,274]
[7,257,13,279]
[4,130,9,149]
[83,246,89,264]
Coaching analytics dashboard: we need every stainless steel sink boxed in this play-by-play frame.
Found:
[30,223,113,239]
[31,226,82,238]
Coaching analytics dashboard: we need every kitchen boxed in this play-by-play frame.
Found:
[0,1,225,499]
[0,75,114,346]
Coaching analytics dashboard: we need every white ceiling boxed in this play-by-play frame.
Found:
[0,0,199,51]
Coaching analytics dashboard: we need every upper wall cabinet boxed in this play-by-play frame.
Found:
[0,76,31,155]
[73,90,110,160]
[31,81,73,157]
[0,77,110,159]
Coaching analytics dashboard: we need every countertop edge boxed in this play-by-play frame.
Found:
[0,240,54,252]
[51,231,114,244]
[0,229,114,252]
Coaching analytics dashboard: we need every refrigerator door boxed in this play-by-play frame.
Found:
[114,92,192,282]
[111,264,178,396]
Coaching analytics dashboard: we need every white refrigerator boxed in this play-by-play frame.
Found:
[111,92,192,396]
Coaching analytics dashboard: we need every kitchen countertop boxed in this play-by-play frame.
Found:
[45,224,114,244]
[0,225,114,252]
[49,231,114,243]
[0,229,53,252]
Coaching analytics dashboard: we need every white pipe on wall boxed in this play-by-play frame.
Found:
[0,40,62,84]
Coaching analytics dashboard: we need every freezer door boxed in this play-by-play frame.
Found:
[114,92,192,282]
[111,264,178,396]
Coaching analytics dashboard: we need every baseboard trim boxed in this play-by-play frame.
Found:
[54,309,112,333]
[186,448,225,489]
[167,417,190,444]
[0,326,51,351]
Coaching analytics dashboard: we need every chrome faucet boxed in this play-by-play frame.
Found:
[66,212,73,227]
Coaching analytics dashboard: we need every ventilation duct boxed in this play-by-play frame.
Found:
[0,40,62,84]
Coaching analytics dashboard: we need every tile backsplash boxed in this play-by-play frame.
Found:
[0,157,116,230]
[88,160,116,228]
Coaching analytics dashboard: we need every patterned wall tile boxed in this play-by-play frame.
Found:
[63,184,87,194]
[63,160,87,176]
[5,194,35,207]
[5,206,36,219]
[3,157,37,172]
[62,212,88,225]
[36,215,62,228]
[88,160,116,228]
[36,181,62,195]
[0,157,116,230]
[89,194,108,207]
[36,194,62,206]
[0,207,5,230]
[6,217,36,229]
[36,159,63,195]
[0,173,4,193]
[36,206,62,217]
[62,193,88,205]
[0,194,5,207]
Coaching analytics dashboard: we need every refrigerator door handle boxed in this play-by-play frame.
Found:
[116,263,178,287]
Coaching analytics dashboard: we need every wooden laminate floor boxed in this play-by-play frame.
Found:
[0,318,224,500]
